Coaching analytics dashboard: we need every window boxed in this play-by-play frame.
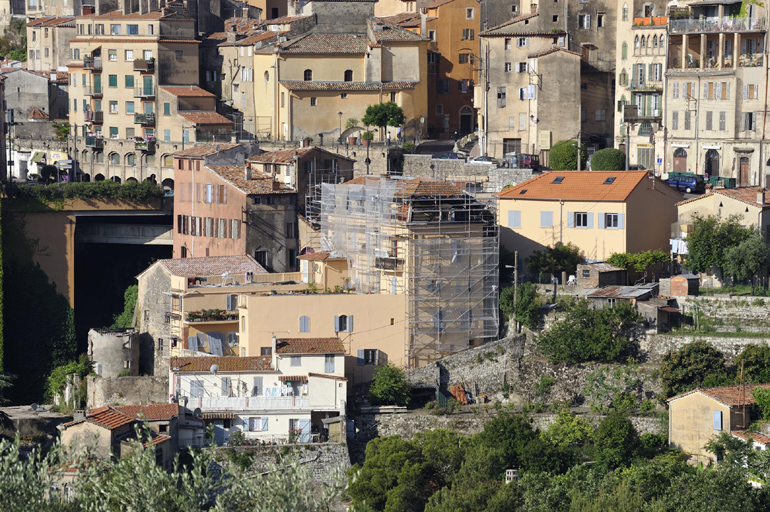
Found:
[519,112,526,131]
[190,380,204,397]
[427,52,438,64]
[574,212,589,227]
[744,83,758,99]
[304,69,312,81]
[706,111,713,130]
[466,7,474,19]
[714,410,722,431]
[109,128,119,140]
[290,355,301,366]
[325,354,335,373]
[175,50,183,60]
[540,211,553,228]
[672,111,679,130]
[653,63,662,81]
[582,270,591,279]
[598,13,605,27]
[673,82,679,99]
[595,109,606,121]
[605,213,619,228]
[429,30,436,41]
[685,111,691,130]
[127,24,138,35]
[299,315,310,333]
[719,111,726,131]
[517,62,527,72]
[553,15,558,22]
[230,219,240,238]
[507,210,521,228]
[742,112,756,131]
[125,49,134,61]
[516,37,528,47]
[341,93,348,99]
[125,75,134,88]
[109,101,118,114]
[286,222,296,237]
[310,97,317,106]
[461,28,475,40]
[249,417,268,431]
[344,69,353,81]
[126,154,135,166]
[390,91,397,102]
[621,42,627,60]
[363,349,377,365]
[504,62,512,72]
[458,53,473,64]
[578,14,590,29]
[497,87,506,108]
[505,38,512,50]
[261,347,272,356]
[334,314,353,332]
[436,104,443,115]
[143,50,152,60]
[108,75,117,87]
[622,3,628,21]
[254,250,267,267]
[110,24,121,35]
[511,5,517,12]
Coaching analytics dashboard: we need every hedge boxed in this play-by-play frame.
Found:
[6,180,164,202]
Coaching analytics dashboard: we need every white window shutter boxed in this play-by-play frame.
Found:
[585,14,590,28]
[618,214,625,229]
[334,315,340,332]
[586,212,594,229]
[743,84,748,99]
[567,212,575,228]
[528,84,535,99]
[348,315,354,332]
[726,82,730,99]
[262,417,269,431]
[598,213,605,229]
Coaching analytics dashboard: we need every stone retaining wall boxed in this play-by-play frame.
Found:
[214,442,350,481]
[401,155,532,192]
[87,375,169,408]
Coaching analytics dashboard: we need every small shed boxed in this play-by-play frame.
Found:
[586,283,658,309]
[660,274,699,296]
[577,263,627,289]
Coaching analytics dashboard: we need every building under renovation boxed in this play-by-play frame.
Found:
[314,177,499,367]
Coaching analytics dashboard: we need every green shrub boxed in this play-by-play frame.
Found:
[589,148,626,171]
[534,376,555,397]
[369,363,411,406]
[6,180,164,203]
[659,340,727,397]
[550,139,588,170]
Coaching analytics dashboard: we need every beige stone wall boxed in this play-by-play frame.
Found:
[669,392,731,463]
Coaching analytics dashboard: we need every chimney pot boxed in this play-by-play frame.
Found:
[758,188,766,205]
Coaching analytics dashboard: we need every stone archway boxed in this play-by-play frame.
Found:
[705,149,720,178]
[673,148,687,173]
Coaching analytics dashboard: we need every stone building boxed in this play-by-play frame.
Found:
[26,16,77,72]
[88,328,140,378]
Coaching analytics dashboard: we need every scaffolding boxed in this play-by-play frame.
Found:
[317,177,499,368]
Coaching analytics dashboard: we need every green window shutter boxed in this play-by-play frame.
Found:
[108,74,117,87]
[125,75,134,88]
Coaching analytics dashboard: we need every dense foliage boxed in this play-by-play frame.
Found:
[659,340,729,397]
[686,214,754,276]
[0,18,26,62]
[499,282,542,329]
[368,363,411,406]
[526,242,583,279]
[549,140,588,171]
[735,343,770,383]
[6,181,164,203]
[589,148,626,171]
[606,249,669,273]
[45,354,93,404]
[536,299,639,363]
[362,102,405,130]
[111,284,138,329]
[0,436,346,511]
[723,231,769,294]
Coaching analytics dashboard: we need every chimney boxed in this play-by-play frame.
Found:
[420,8,427,37]
[271,335,278,368]
[530,2,537,14]
[256,9,262,23]
[243,6,249,19]
[758,188,766,205]
[244,164,252,180]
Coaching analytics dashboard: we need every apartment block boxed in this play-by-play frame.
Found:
[26,16,76,72]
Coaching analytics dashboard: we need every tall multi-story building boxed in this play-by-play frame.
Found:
[68,8,232,185]
[478,14,580,161]
[614,6,667,172]
[26,16,77,71]
[665,1,768,185]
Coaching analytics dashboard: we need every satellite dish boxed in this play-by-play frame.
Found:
[210,364,219,375]
[193,408,202,418]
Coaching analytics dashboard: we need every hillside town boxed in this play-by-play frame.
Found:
[2,0,770,509]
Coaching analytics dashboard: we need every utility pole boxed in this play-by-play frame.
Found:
[72,123,78,181]
[577,105,582,171]
[482,40,490,157]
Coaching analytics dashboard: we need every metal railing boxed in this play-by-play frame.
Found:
[83,56,102,70]
[134,85,156,98]
[84,86,102,97]
[134,113,156,125]
[670,16,766,34]
[85,111,103,123]
[84,136,104,149]
[195,396,311,410]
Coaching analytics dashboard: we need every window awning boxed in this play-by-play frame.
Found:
[278,375,308,383]
[30,151,46,163]
[199,412,235,419]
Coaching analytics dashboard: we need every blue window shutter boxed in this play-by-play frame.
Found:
[586,212,594,228]
[713,410,722,430]
[262,417,269,431]
[618,213,625,229]
[567,212,575,228]
[507,211,520,228]
[541,211,553,228]
[357,349,365,366]
[348,315,354,332]
[334,315,340,332]
[598,213,605,229]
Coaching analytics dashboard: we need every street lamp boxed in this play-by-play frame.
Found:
[338,111,343,144]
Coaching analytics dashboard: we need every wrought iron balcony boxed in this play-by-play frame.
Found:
[134,113,156,125]
[83,56,102,71]
[134,85,156,98]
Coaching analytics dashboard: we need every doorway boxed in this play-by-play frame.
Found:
[673,148,687,173]
[705,149,720,178]
[740,156,750,186]
[459,106,473,135]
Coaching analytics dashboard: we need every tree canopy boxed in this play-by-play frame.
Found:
[590,148,626,171]
[526,242,583,278]
[659,340,728,397]
[368,363,411,406]
[550,140,588,170]
[499,282,542,329]
[686,214,752,275]
[606,249,668,273]
[362,102,405,129]
[723,231,769,294]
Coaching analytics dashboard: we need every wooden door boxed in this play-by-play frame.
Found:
[740,157,750,186]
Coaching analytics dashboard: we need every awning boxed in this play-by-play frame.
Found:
[199,412,235,419]
[278,375,308,383]
[30,151,46,163]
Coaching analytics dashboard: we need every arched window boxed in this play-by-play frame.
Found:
[146,154,155,165]
[96,152,104,164]
[640,36,646,49]
[621,42,627,60]
[659,36,665,50]
[163,154,173,167]
[299,315,310,332]
[634,35,639,49]
[126,153,135,166]
[344,70,353,82]
[110,152,120,165]
[653,35,658,48]
[622,3,628,21]
[304,69,312,81]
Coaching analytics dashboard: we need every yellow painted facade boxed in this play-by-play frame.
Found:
[668,392,738,464]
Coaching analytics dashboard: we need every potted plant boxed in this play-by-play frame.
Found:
[361,131,374,147]
[345,118,359,145]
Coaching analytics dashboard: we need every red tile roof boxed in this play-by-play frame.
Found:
[668,384,770,407]
[173,143,240,158]
[278,33,369,54]
[248,146,355,164]
[26,16,74,27]
[146,434,172,446]
[178,111,233,125]
[497,170,651,202]
[159,86,215,97]
[171,356,274,372]
[528,46,580,59]
[206,165,296,195]
[309,372,347,381]
[62,406,135,430]
[715,187,770,209]
[480,13,540,36]
[369,20,429,42]
[732,430,770,445]
[378,13,434,28]
[276,338,345,354]
[279,375,308,382]
[91,9,194,21]
[157,254,267,277]
[422,0,455,8]
[346,176,465,198]
[114,403,181,420]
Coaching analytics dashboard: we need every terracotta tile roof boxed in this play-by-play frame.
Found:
[497,170,651,202]
[28,108,48,120]
[732,430,770,445]
[633,16,668,26]
[159,86,215,97]
[224,16,262,35]
[63,406,135,430]
[279,375,308,382]
[369,20,429,42]
[297,250,347,261]
[668,383,770,407]
[265,15,307,25]
[171,356,274,372]
[206,165,296,195]
[237,31,281,45]
[276,338,345,354]
[422,0,455,8]
[248,146,355,164]
[480,13,540,36]
[178,111,233,125]
[158,254,268,277]
[528,46,580,59]
[278,33,369,54]
[715,187,770,209]
[27,16,74,27]
[146,434,172,446]
[91,9,194,21]
[378,13,432,28]
[173,143,240,158]
[114,403,181,420]
[70,37,200,44]
[675,192,712,207]
[309,372,347,381]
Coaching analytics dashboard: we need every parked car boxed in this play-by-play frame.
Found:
[469,156,499,165]
[502,152,540,170]
[666,173,706,194]
[432,152,461,160]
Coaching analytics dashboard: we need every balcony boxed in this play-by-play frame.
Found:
[85,136,104,150]
[134,112,156,125]
[85,111,103,124]
[739,53,764,67]
[669,16,766,34]
[134,85,156,98]
[185,309,238,323]
[133,59,155,73]
[629,81,663,92]
[637,109,662,120]
[135,139,156,152]
[83,56,102,71]
[195,396,311,411]
[85,86,103,98]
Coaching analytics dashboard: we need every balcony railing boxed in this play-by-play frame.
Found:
[133,59,155,73]
[83,56,102,71]
[134,85,156,98]
[195,396,311,410]
[135,139,156,152]
[670,16,766,34]
[85,111,103,123]
[134,113,156,125]
[739,53,764,67]
[84,136,104,149]
[84,86,103,98]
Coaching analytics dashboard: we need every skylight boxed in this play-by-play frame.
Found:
[519,189,527,194]
[603,177,616,185]
[552,177,564,184]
